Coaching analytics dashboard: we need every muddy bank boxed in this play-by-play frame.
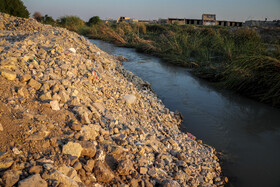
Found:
[0,13,226,186]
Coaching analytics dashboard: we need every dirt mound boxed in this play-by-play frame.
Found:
[0,13,226,186]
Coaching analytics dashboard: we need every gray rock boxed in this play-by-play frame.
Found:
[18,174,47,187]
[123,94,137,104]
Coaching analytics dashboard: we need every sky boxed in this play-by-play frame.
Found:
[22,0,280,22]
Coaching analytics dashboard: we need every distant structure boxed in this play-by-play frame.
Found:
[202,14,216,25]
[117,16,138,23]
[244,20,280,27]
[139,20,156,24]
[167,14,243,27]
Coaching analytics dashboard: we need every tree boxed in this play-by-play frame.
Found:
[43,14,56,25]
[33,11,43,22]
[0,0,30,18]
[87,16,102,26]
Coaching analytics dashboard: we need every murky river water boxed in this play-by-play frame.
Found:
[90,39,280,187]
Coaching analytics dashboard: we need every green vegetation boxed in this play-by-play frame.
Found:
[79,22,280,106]
[57,16,85,32]
[0,0,29,18]
[40,15,280,107]
[87,16,102,26]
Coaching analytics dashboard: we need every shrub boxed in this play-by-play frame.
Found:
[58,16,85,31]
[87,16,102,26]
[0,0,29,18]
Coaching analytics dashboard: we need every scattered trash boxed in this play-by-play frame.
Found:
[68,48,76,54]
[187,132,196,140]
[91,68,101,79]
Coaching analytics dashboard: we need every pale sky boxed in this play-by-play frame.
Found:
[22,0,280,22]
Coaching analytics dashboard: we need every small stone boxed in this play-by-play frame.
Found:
[139,167,147,175]
[70,123,81,131]
[0,157,14,171]
[50,100,60,111]
[93,103,105,113]
[29,165,42,174]
[117,159,134,175]
[57,164,82,183]
[18,174,47,187]
[36,158,54,165]
[94,161,115,183]
[0,122,3,131]
[83,159,95,172]
[79,124,99,140]
[73,161,82,171]
[47,168,80,187]
[68,48,76,54]
[80,141,96,158]
[12,147,21,155]
[1,70,17,81]
[28,79,42,90]
[2,169,20,187]
[161,179,180,187]
[123,95,137,104]
[20,74,31,82]
[27,133,44,141]
[39,92,52,101]
[62,142,83,157]
[95,149,106,162]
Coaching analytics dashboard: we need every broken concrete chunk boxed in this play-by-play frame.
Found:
[62,142,83,157]
[50,100,60,111]
[28,79,42,90]
[0,158,14,171]
[20,74,31,82]
[18,174,47,187]
[123,95,137,104]
[94,161,115,183]
[1,70,17,81]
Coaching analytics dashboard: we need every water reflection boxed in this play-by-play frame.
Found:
[91,39,280,187]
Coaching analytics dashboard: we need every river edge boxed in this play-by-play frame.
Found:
[90,38,234,183]
[84,33,280,110]
[0,13,227,186]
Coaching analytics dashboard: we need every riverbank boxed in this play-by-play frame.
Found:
[76,22,280,108]
[0,13,226,186]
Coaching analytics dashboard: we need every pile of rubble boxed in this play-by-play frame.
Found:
[0,13,226,186]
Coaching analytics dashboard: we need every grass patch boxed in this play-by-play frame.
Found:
[57,19,280,107]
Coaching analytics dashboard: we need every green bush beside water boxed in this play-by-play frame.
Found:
[57,17,280,107]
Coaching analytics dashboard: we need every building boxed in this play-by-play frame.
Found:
[167,18,186,25]
[244,20,280,27]
[202,14,216,25]
[166,14,243,27]
[117,17,138,23]
[117,17,130,23]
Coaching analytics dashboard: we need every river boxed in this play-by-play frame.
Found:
[90,39,280,187]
